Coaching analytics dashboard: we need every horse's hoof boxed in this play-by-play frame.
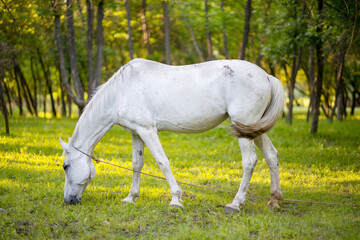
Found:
[224,203,240,213]
[169,197,183,208]
[169,203,183,209]
[267,199,280,209]
[122,198,135,205]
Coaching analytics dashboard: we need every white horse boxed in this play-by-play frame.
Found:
[59,58,284,211]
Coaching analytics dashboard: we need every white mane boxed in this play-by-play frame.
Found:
[70,66,127,145]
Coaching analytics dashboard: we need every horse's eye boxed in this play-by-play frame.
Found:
[63,164,69,171]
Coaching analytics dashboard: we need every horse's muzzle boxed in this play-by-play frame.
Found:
[64,196,82,205]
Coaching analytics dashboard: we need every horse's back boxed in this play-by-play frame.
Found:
[118,59,272,133]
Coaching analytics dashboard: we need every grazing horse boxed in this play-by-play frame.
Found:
[59,58,284,211]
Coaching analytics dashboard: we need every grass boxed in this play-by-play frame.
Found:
[0,109,360,239]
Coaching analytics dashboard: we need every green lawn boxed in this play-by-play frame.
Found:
[1,111,359,239]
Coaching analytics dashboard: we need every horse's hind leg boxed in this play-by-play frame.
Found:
[254,134,283,208]
[225,138,258,212]
[123,134,145,204]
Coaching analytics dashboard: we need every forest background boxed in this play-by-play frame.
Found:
[0,0,359,134]
[1,1,360,238]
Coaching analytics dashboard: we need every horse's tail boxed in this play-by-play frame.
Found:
[231,75,284,139]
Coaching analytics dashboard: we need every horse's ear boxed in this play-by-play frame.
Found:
[59,137,69,151]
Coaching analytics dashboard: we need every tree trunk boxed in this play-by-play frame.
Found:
[0,71,9,134]
[53,7,84,109]
[310,0,324,134]
[66,0,85,112]
[257,0,272,68]
[286,4,306,124]
[182,15,204,62]
[350,91,358,116]
[58,65,67,117]
[204,0,213,60]
[85,0,95,97]
[43,82,46,117]
[14,65,33,116]
[221,1,229,59]
[140,0,151,56]
[67,92,72,118]
[93,0,104,91]
[13,64,23,116]
[239,0,251,60]
[335,51,346,121]
[163,1,171,64]
[3,81,12,116]
[37,49,57,117]
[350,80,358,116]
[286,46,302,124]
[15,63,37,116]
[30,57,38,113]
[125,0,134,60]
[306,45,315,122]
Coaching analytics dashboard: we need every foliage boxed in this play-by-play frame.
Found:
[1,109,360,239]
[0,0,359,118]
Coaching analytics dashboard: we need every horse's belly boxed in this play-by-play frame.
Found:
[156,112,228,133]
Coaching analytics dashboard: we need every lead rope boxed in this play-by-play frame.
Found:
[73,146,359,207]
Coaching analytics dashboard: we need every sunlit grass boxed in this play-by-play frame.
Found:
[0,109,360,239]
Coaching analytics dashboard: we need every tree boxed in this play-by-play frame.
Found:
[306,46,315,122]
[125,0,134,60]
[204,0,213,60]
[221,0,229,59]
[140,0,151,56]
[163,1,171,64]
[0,0,359,125]
[37,48,57,117]
[66,0,85,112]
[53,0,85,110]
[94,0,104,91]
[286,4,306,124]
[310,0,324,134]
[85,0,94,97]
[14,61,37,116]
[0,73,9,134]
[239,0,251,60]
[0,42,10,134]
[182,15,205,62]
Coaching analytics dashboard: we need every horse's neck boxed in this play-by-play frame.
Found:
[70,95,117,155]
[71,108,115,154]
[69,67,125,154]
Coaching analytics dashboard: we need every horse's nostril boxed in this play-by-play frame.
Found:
[68,196,81,205]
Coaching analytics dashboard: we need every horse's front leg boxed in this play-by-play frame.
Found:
[225,138,258,212]
[137,127,183,208]
[122,134,145,204]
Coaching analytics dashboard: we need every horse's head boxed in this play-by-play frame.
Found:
[59,138,96,205]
